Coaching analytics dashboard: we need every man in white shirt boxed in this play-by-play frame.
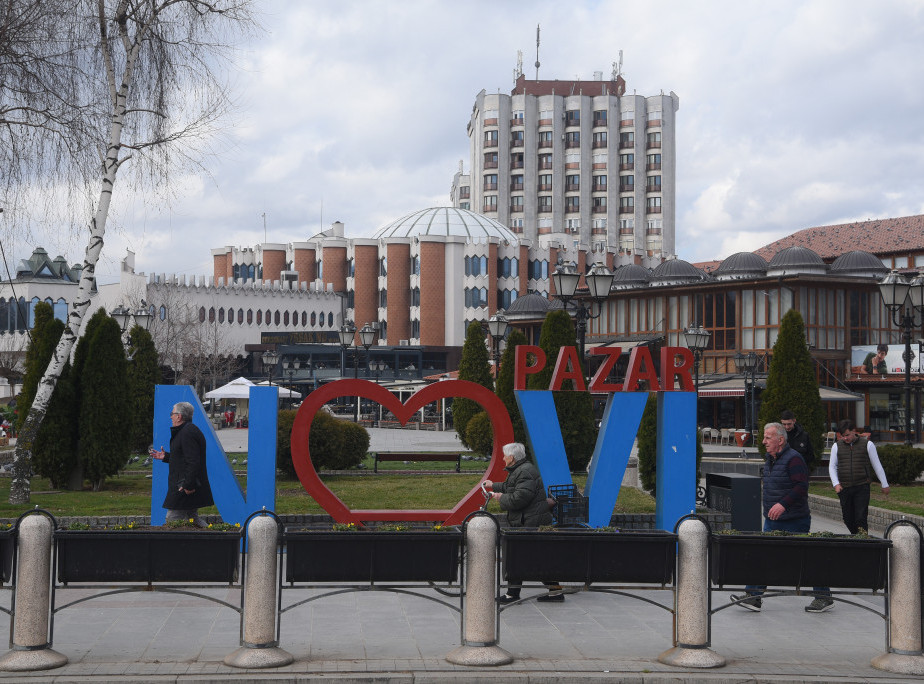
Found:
[828,418,890,534]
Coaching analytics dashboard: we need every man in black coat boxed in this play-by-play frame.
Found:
[780,409,816,472]
[151,401,214,527]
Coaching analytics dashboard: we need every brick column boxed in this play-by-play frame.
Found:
[353,243,379,330]
[419,241,446,346]
[386,242,411,344]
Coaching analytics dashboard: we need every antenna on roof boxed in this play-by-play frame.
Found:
[535,24,541,80]
[515,49,523,83]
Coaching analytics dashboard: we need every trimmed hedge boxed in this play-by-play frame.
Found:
[877,444,924,486]
[277,409,370,477]
[465,411,493,458]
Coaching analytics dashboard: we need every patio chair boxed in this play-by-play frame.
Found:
[701,427,715,445]
[719,428,732,446]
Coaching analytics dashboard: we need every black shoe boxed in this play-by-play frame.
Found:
[496,593,519,604]
[730,593,761,612]
[537,592,565,603]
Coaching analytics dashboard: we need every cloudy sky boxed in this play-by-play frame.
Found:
[7,0,924,282]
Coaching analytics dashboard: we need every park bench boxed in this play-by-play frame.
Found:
[373,452,461,473]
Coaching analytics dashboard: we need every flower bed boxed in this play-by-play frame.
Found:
[710,532,891,590]
[501,528,678,584]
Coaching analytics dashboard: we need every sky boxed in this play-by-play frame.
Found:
[7,0,924,283]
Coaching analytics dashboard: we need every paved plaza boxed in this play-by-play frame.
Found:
[0,427,918,682]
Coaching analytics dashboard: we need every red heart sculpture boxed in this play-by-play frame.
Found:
[291,379,513,525]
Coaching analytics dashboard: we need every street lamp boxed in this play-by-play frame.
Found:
[878,270,924,445]
[368,358,387,426]
[734,351,759,439]
[682,324,711,392]
[551,260,615,372]
[338,321,356,376]
[110,302,154,358]
[487,311,509,379]
[261,348,279,388]
[282,356,301,408]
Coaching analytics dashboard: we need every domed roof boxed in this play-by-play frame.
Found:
[373,207,518,241]
[829,250,889,277]
[504,291,551,317]
[714,252,768,280]
[767,245,826,276]
[649,259,712,287]
[611,264,652,289]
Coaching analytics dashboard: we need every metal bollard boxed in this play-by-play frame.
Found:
[224,514,293,668]
[445,512,512,666]
[872,521,924,675]
[658,516,726,668]
[0,512,67,671]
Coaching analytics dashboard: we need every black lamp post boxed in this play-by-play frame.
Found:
[878,270,924,445]
[261,349,279,405]
[282,356,301,408]
[735,351,759,438]
[551,260,615,372]
[368,358,387,426]
[487,311,509,379]
[337,322,356,377]
[110,302,153,358]
[682,324,711,392]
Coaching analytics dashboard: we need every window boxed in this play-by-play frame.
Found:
[565,109,580,126]
[592,152,607,167]
[238,309,244,324]
[411,287,420,306]
[620,131,635,148]
[301,311,307,326]
[565,152,580,167]
[565,174,580,191]
[593,197,607,212]
[283,311,289,326]
[646,175,662,192]
[256,309,263,325]
[218,308,225,323]
[647,109,662,123]
[411,320,420,339]
[379,257,387,276]
[620,196,635,212]
[646,196,662,211]
[647,219,663,233]
[620,218,634,231]
[483,195,497,212]
[592,131,607,148]
[566,218,581,231]
[592,174,607,191]
[484,129,497,147]
[538,130,553,147]
[199,307,206,323]
[208,307,216,323]
[346,290,355,308]
[620,175,634,191]
[509,218,524,231]
[593,110,607,126]
[510,174,524,191]
[538,196,552,212]
[528,259,549,280]
[538,153,552,170]
[311,312,317,326]
[511,109,524,124]
[620,110,634,124]
[483,109,498,122]
[484,174,498,191]
[538,173,552,190]
[620,153,634,169]
[347,258,355,277]
[647,131,661,148]
[483,152,498,168]
[379,289,388,307]
[460,202,470,210]
[328,312,334,328]
[565,131,580,147]
[316,260,322,280]
[274,310,280,325]
[459,185,470,199]
[411,255,420,275]
[509,195,524,212]
[318,310,325,327]
[566,196,580,212]
[510,152,524,168]
[647,153,661,169]
[593,218,607,230]
[539,109,553,121]
[511,130,524,146]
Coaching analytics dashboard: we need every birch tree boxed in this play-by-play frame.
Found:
[4,0,256,503]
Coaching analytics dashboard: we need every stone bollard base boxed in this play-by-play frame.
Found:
[871,652,924,676]
[0,647,68,672]
[445,644,513,666]
[658,645,726,669]
[223,645,294,669]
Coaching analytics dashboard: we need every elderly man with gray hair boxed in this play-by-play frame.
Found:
[151,401,214,527]
[484,442,563,603]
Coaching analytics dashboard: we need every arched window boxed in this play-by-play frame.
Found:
[301,312,307,326]
[247,264,256,280]
[227,308,234,324]
[256,309,263,325]
[283,311,290,326]
[311,312,316,326]
[318,311,325,327]
[274,310,280,326]
[266,309,271,323]
[328,312,334,327]
[209,307,215,323]
[237,309,244,324]
[54,298,67,322]
[159,305,167,321]
[246,309,253,325]
[199,307,206,323]
[28,297,40,328]
[218,308,225,323]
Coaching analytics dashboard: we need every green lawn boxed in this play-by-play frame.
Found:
[809,482,924,518]
[0,471,655,518]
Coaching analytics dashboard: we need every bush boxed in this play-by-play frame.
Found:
[465,411,494,457]
[877,444,924,486]
[637,394,703,496]
[277,409,369,476]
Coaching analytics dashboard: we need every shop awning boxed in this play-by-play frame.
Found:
[696,378,861,402]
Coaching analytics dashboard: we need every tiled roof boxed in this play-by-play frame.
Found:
[755,215,924,262]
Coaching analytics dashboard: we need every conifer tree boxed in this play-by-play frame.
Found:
[453,321,494,449]
[33,361,78,488]
[126,325,159,454]
[637,393,703,497]
[495,327,530,449]
[756,309,825,457]
[15,303,57,431]
[527,310,596,471]
[79,315,130,490]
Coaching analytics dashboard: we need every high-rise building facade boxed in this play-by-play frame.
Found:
[451,71,678,265]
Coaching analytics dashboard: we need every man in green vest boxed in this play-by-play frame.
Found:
[828,418,890,535]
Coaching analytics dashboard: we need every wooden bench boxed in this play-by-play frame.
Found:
[373,452,461,473]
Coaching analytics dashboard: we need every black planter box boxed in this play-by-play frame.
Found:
[710,533,891,590]
[501,529,677,584]
[284,530,462,583]
[54,530,241,583]
[0,528,14,584]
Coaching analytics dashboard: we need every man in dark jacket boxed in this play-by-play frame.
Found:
[485,442,562,603]
[151,401,214,527]
[780,409,816,471]
[731,422,832,613]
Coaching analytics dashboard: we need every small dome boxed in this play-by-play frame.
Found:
[373,207,518,241]
[714,252,768,280]
[504,292,551,317]
[830,250,889,278]
[767,246,826,276]
[611,264,652,289]
[649,259,712,287]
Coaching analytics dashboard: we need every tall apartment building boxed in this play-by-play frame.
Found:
[451,71,678,265]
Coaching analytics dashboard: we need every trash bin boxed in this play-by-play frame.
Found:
[706,473,761,531]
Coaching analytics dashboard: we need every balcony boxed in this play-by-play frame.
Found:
[510,117,525,127]
[538,160,553,170]
[538,140,553,148]
[510,182,524,191]
[510,160,524,169]
[620,141,635,150]
[592,205,607,214]
[565,205,580,214]
[592,227,607,235]
[484,161,498,169]
[593,118,607,127]
[619,205,634,214]
[647,141,662,149]
[646,227,662,235]
[647,119,662,128]
[646,185,661,193]
[619,227,634,235]
[592,140,607,149]
[509,205,524,213]
[565,183,580,192]
[619,162,634,171]
[538,183,552,191]
[647,206,662,214]
[647,163,661,171]
[619,184,634,192]
[592,183,607,192]
[510,139,524,148]
[565,139,580,149]
[539,206,552,214]
[459,190,470,199]
[483,182,497,191]
[484,139,498,148]
[620,119,634,127]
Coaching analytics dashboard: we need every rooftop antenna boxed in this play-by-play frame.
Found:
[612,50,623,80]
[514,49,523,83]
[535,24,541,80]
[262,212,267,242]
